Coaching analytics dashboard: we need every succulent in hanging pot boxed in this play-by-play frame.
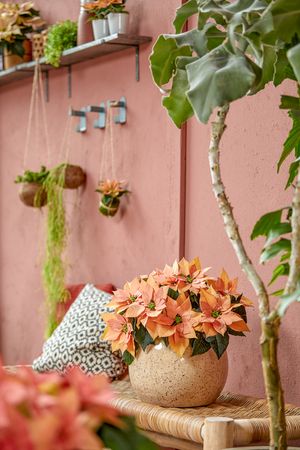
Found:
[53,163,86,189]
[15,166,49,207]
[96,179,129,217]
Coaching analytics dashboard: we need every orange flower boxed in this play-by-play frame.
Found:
[102,313,135,356]
[96,179,127,197]
[212,269,253,306]
[199,288,249,337]
[109,278,142,314]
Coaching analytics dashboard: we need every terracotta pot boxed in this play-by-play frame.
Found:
[55,164,86,189]
[4,40,32,69]
[128,342,228,407]
[19,182,47,207]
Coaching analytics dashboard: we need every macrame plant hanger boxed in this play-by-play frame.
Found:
[99,107,117,183]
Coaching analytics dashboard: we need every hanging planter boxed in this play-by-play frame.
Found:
[96,179,129,217]
[15,166,49,208]
[53,163,86,189]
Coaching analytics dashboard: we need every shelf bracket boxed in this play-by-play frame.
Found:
[69,107,87,133]
[108,96,127,125]
[86,104,106,129]
[68,65,72,98]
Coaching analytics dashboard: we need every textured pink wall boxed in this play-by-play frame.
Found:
[0,0,182,364]
[185,83,300,404]
[0,0,299,408]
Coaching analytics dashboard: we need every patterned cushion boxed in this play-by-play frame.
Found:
[32,284,127,380]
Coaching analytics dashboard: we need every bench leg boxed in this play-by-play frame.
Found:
[203,417,234,450]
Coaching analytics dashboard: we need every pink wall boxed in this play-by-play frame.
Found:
[0,0,299,407]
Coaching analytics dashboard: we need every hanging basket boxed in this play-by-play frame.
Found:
[54,164,86,189]
[99,195,120,217]
[19,182,47,208]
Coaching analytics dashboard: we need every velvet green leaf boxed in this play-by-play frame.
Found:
[287,43,300,84]
[269,0,300,43]
[173,0,198,33]
[251,209,282,239]
[186,45,256,123]
[279,95,300,111]
[192,333,211,356]
[250,45,277,94]
[260,238,291,264]
[134,324,154,351]
[206,332,229,359]
[269,263,290,285]
[163,68,194,128]
[122,350,134,366]
[150,36,192,87]
[167,287,180,300]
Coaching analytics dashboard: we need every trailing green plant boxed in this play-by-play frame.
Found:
[150,1,300,449]
[15,166,49,184]
[44,20,77,68]
[42,165,69,337]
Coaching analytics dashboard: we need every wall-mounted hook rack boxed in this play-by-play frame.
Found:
[69,107,87,133]
[108,96,127,124]
[86,103,106,129]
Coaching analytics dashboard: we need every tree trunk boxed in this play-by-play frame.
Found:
[208,105,287,450]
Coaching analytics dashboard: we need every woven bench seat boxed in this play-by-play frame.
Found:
[112,379,300,450]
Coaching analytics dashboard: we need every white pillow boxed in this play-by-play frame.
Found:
[33,284,127,379]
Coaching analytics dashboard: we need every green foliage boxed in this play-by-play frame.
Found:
[206,332,229,359]
[42,166,69,337]
[98,416,158,450]
[134,324,154,351]
[191,332,211,356]
[15,166,49,184]
[150,0,300,127]
[122,350,134,365]
[44,20,77,68]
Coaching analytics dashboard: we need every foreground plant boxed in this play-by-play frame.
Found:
[150,1,300,448]
[96,179,129,217]
[103,257,251,364]
[0,363,157,450]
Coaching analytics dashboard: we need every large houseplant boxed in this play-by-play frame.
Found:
[0,1,44,68]
[103,257,251,406]
[149,1,300,449]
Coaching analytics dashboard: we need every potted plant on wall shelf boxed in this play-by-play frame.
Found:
[83,1,110,40]
[150,1,300,449]
[103,257,252,407]
[96,179,129,217]
[107,0,129,35]
[0,1,44,69]
[44,20,77,68]
[15,166,49,207]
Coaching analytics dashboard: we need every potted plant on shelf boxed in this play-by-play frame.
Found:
[0,1,44,69]
[96,179,129,217]
[83,1,110,40]
[0,363,158,450]
[107,0,129,35]
[103,257,252,407]
[15,166,49,207]
[150,1,300,448]
[44,20,77,68]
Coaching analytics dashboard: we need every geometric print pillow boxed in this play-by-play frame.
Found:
[32,284,127,380]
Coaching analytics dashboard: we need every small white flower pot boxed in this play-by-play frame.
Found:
[92,18,109,40]
[108,13,129,35]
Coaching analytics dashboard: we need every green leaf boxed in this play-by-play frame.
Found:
[270,288,284,297]
[265,222,292,246]
[167,287,180,300]
[163,68,194,128]
[150,35,192,87]
[287,43,300,84]
[251,209,282,240]
[269,0,300,44]
[232,304,247,322]
[260,238,291,264]
[186,45,256,123]
[269,263,290,285]
[134,324,154,351]
[279,95,300,111]
[278,286,300,317]
[250,45,277,94]
[192,333,211,356]
[274,50,296,87]
[228,328,245,336]
[122,350,134,365]
[173,0,198,33]
[286,158,300,189]
[278,112,300,172]
[206,332,229,359]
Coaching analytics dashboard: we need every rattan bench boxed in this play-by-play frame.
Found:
[112,380,300,450]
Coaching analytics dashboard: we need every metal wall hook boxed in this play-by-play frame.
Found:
[69,107,87,133]
[86,103,106,129]
[108,96,127,124]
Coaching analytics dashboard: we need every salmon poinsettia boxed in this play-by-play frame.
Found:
[102,257,253,362]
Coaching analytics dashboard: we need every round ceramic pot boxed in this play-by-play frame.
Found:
[108,13,129,35]
[129,342,228,407]
[92,18,110,40]
[19,182,47,207]
[55,164,86,189]
[4,39,32,69]
[99,196,120,217]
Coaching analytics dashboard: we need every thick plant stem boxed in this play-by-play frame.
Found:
[208,104,287,450]
[261,314,287,449]
[284,170,300,295]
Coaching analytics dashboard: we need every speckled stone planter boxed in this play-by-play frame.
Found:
[128,342,228,407]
